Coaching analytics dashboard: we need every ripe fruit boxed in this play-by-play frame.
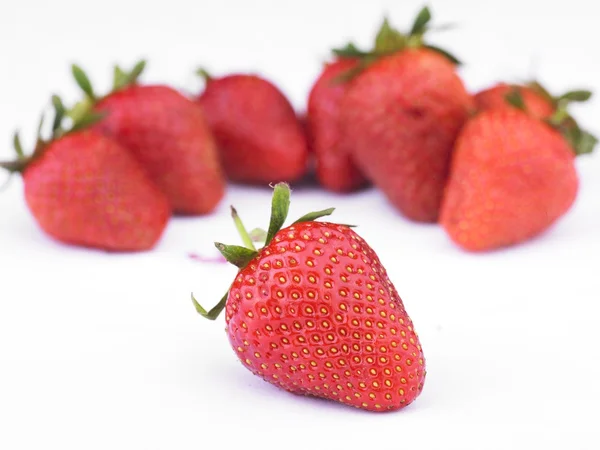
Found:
[475,81,593,120]
[307,58,368,192]
[0,98,170,251]
[70,61,225,215]
[193,183,426,412]
[337,8,473,222]
[195,71,309,185]
[440,106,597,252]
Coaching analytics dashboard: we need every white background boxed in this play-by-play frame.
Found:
[1,1,599,449]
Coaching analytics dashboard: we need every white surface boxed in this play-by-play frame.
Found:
[1,1,599,449]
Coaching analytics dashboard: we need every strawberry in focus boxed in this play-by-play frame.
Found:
[338,7,473,222]
[195,71,309,185]
[307,58,368,192]
[71,61,225,215]
[193,183,426,412]
[0,98,170,251]
[440,93,597,251]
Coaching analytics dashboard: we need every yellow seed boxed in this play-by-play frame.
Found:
[406,359,412,366]
[306,320,314,327]
[326,333,335,341]
[335,314,343,322]
[359,382,366,388]
[331,256,338,263]
[282,337,289,344]
[400,378,407,384]
[261,363,268,369]
[320,307,328,314]
[254,352,261,358]
[303,234,310,240]
[337,248,344,255]
[306,260,314,267]
[369,393,376,399]
[372,381,380,388]
[384,368,391,376]
[293,276,300,283]
[340,275,348,282]
[369,368,377,376]
[353,292,360,299]
[338,359,346,366]
[245,359,252,365]
[280,324,288,331]
[291,292,299,299]
[318,238,326,244]
[399,388,405,396]
[241,322,247,329]
[307,291,315,299]
[365,320,372,327]
[310,361,317,367]
[237,347,243,352]
[395,366,402,372]
[366,357,374,364]
[375,404,381,409]
[325,361,333,368]
[402,343,409,350]
[302,349,310,354]
[276,291,284,298]
[316,348,324,355]
[314,249,322,256]
[351,319,359,326]
[365,333,373,340]
[245,292,252,299]
[385,380,392,387]
[324,282,332,288]
[325,267,332,275]
[305,306,314,314]
[365,345,373,352]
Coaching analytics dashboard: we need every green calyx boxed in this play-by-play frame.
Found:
[331,6,460,82]
[0,94,105,174]
[191,182,336,321]
[504,84,597,156]
[1,60,147,175]
[68,59,147,127]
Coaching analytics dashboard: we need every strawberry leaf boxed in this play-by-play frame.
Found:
[214,243,258,268]
[409,6,432,36]
[70,111,107,133]
[192,291,227,320]
[13,132,24,159]
[128,60,146,84]
[424,44,461,65]
[113,65,129,91]
[231,206,257,250]
[505,89,526,110]
[572,129,598,155]
[265,182,291,245]
[71,64,96,100]
[332,43,370,58]
[51,95,66,135]
[557,90,592,103]
[374,17,407,54]
[292,207,335,225]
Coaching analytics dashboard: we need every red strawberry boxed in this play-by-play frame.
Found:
[193,183,426,412]
[307,58,368,192]
[475,81,592,121]
[195,71,309,185]
[440,107,596,251]
[1,99,170,251]
[337,8,474,222]
[70,61,225,215]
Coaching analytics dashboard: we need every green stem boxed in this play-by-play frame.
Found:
[231,206,256,251]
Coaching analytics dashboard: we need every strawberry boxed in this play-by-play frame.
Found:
[195,71,309,185]
[306,58,368,192]
[70,61,225,215]
[0,97,170,251]
[193,183,426,412]
[475,81,593,120]
[336,7,473,222]
[440,103,597,251]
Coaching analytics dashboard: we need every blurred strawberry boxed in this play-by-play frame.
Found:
[475,81,592,120]
[440,96,597,251]
[307,58,368,192]
[337,7,474,222]
[195,71,309,185]
[0,97,170,251]
[69,61,225,215]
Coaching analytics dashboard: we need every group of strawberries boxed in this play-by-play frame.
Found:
[2,6,596,252]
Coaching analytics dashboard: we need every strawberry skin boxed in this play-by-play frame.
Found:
[23,130,170,251]
[340,49,473,222]
[225,221,425,412]
[307,59,367,192]
[92,85,225,215]
[440,109,578,251]
[475,83,555,119]
[196,74,309,184]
